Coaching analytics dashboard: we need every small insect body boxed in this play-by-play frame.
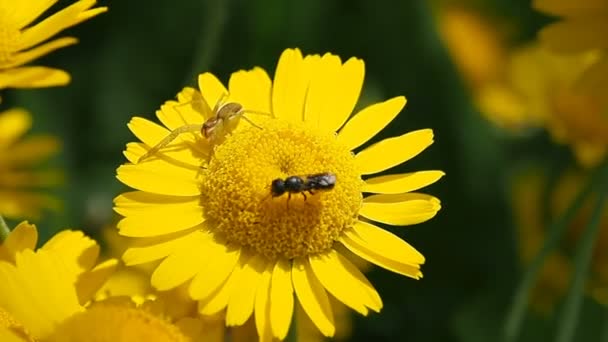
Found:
[137,93,266,163]
[271,172,337,201]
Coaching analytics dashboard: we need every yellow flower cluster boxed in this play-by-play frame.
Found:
[438,1,608,167]
[0,1,445,340]
[436,0,608,317]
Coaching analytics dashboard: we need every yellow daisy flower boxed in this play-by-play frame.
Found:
[477,44,608,166]
[0,222,215,341]
[512,170,608,312]
[534,0,608,102]
[433,5,542,131]
[0,0,107,90]
[436,5,508,90]
[0,108,61,220]
[115,48,443,340]
[96,225,228,342]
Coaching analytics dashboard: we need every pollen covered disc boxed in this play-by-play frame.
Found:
[199,120,363,259]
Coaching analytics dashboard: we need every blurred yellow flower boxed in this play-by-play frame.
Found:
[0,108,62,220]
[436,5,508,89]
[534,0,608,102]
[512,170,608,312]
[0,222,218,341]
[115,48,443,340]
[434,5,535,131]
[478,44,608,166]
[0,0,107,90]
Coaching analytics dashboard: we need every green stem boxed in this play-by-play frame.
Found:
[0,215,10,241]
[503,159,608,342]
[602,309,608,342]
[182,0,231,86]
[554,172,608,342]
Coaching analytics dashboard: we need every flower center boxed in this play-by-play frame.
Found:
[200,120,362,260]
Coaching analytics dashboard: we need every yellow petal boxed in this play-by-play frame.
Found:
[362,170,445,194]
[309,250,381,315]
[0,108,31,148]
[306,56,365,132]
[272,48,308,122]
[355,129,434,175]
[156,95,211,131]
[116,163,201,196]
[76,258,118,304]
[226,255,267,326]
[189,241,240,301]
[42,230,99,282]
[360,193,441,226]
[340,233,423,279]
[325,57,365,131]
[349,221,424,263]
[9,0,55,28]
[539,19,608,53]
[4,37,77,69]
[115,193,205,237]
[337,96,406,151]
[151,232,211,291]
[198,254,246,316]
[0,221,38,262]
[229,67,273,114]
[122,230,201,265]
[292,258,335,337]
[198,72,228,112]
[0,67,70,89]
[269,259,294,339]
[19,0,106,51]
[255,263,274,342]
[126,117,206,166]
[0,250,83,339]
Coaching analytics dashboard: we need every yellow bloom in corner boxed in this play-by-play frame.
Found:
[115,48,444,340]
[534,0,608,101]
[477,44,608,166]
[0,0,107,90]
[0,222,211,341]
[0,109,62,220]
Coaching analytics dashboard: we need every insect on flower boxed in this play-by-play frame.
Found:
[271,172,337,201]
[137,93,267,163]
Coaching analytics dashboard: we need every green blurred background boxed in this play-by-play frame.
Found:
[3,0,606,340]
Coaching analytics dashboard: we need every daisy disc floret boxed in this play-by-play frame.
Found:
[115,48,444,340]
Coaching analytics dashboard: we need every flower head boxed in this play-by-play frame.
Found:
[0,222,217,341]
[477,44,608,166]
[115,48,443,340]
[0,0,107,90]
[534,0,608,103]
[0,108,62,220]
[0,221,118,340]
